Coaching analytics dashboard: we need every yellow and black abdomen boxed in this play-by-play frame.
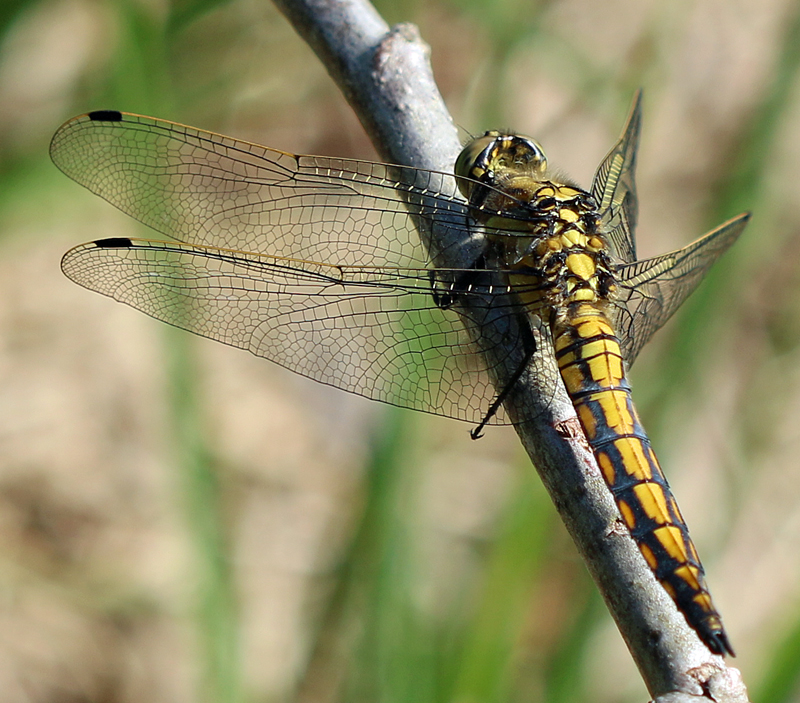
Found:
[553,302,732,656]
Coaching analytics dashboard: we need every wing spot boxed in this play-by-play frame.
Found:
[88,110,123,122]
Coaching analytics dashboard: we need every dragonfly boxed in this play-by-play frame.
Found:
[51,92,748,656]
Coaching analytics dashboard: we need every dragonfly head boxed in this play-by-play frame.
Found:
[455,130,548,201]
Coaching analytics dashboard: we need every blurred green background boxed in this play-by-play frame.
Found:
[1,0,799,701]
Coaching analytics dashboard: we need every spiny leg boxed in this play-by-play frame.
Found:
[470,313,536,439]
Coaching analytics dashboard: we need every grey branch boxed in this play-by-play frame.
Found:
[272,0,749,699]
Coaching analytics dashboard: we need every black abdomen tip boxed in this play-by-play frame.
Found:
[88,110,123,122]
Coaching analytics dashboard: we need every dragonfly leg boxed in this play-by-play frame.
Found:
[470,314,536,439]
[428,256,536,438]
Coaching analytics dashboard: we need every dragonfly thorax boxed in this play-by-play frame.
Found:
[464,172,617,312]
[504,228,618,315]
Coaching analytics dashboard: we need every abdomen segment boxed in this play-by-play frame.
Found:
[552,302,733,656]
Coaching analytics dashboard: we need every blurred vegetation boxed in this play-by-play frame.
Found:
[1,0,800,702]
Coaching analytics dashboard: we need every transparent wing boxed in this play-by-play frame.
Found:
[52,111,570,425]
[591,90,642,263]
[60,237,545,424]
[50,111,478,270]
[611,213,750,365]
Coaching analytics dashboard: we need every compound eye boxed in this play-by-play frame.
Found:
[455,133,498,198]
[515,136,547,172]
[455,134,495,176]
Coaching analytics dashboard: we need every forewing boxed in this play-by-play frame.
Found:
[611,213,749,365]
[61,237,526,424]
[49,111,475,270]
[50,112,567,426]
[591,91,642,263]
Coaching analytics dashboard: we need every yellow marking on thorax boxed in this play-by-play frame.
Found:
[559,208,579,223]
[570,289,597,302]
[566,252,596,280]
[554,185,581,198]
[545,238,562,252]
[561,230,588,247]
